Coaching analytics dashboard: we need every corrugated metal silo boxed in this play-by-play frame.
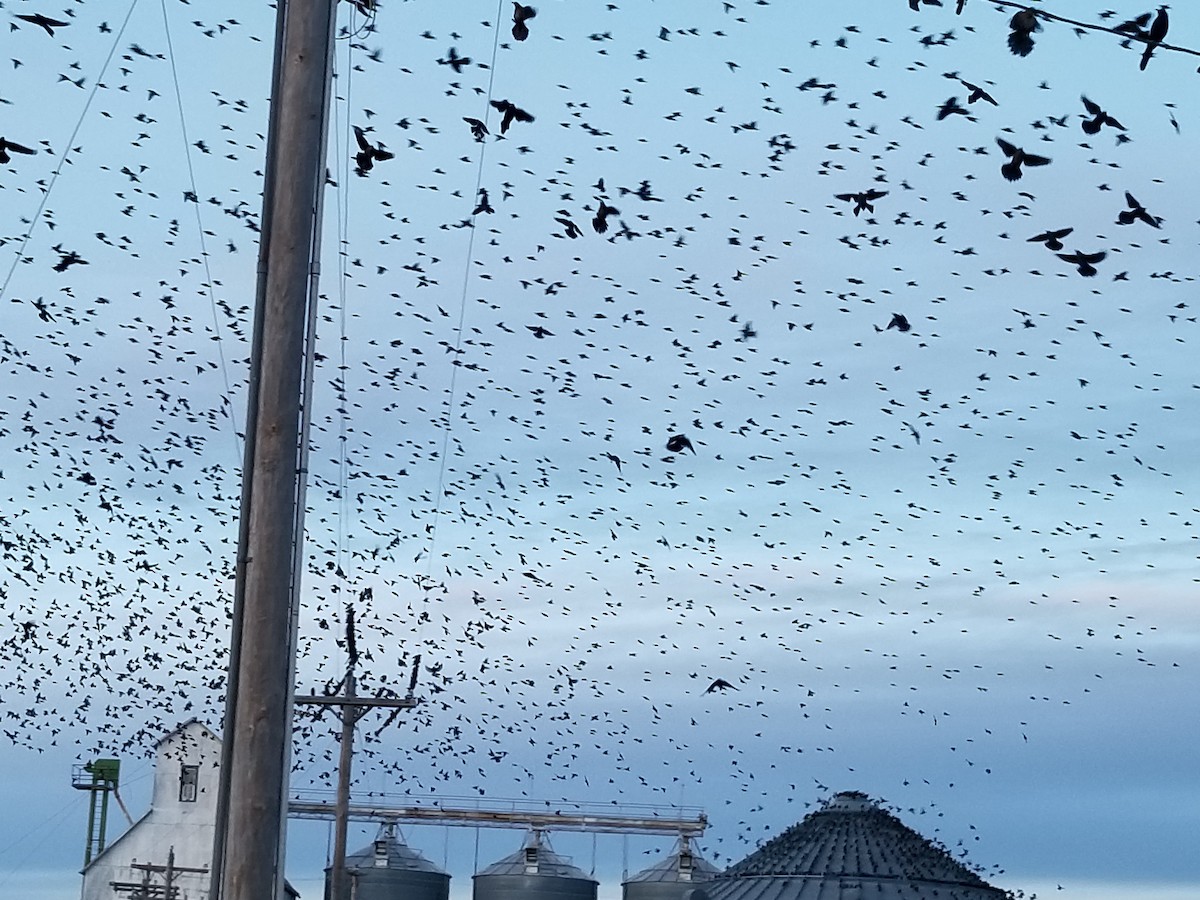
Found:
[623,838,718,900]
[325,824,450,900]
[473,830,598,900]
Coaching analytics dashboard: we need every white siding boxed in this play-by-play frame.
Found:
[81,721,220,900]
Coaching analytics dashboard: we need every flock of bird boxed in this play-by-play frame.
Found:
[0,0,1196,886]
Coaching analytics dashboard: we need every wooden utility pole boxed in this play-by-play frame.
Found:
[213,1,338,899]
[296,605,419,900]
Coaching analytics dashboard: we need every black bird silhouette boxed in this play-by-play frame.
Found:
[490,99,534,134]
[352,126,393,177]
[996,137,1050,181]
[1114,11,1152,38]
[1027,227,1073,251]
[937,97,969,120]
[438,47,471,74]
[526,325,553,339]
[52,247,88,272]
[908,0,943,9]
[1081,96,1124,135]
[960,79,998,106]
[1057,249,1107,277]
[512,4,537,42]
[705,678,737,693]
[835,189,887,215]
[463,117,489,142]
[886,313,912,333]
[592,199,620,234]
[666,434,695,454]
[0,136,37,164]
[555,215,582,239]
[473,188,494,216]
[1117,192,1161,228]
[1007,8,1041,57]
[15,13,69,36]
[1140,6,1168,70]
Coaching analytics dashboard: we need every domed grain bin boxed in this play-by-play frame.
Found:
[623,838,718,900]
[473,830,598,900]
[325,824,450,900]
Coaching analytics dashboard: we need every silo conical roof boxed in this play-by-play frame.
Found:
[708,791,1012,900]
[343,829,448,875]
[626,838,721,884]
[477,831,597,881]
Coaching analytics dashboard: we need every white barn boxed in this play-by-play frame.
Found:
[80,718,298,900]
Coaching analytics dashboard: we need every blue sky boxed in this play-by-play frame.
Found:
[1,0,1199,897]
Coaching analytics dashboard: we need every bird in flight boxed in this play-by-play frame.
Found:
[14,13,69,36]
[666,434,696,454]
[996,138,1050,181]
[1056,249,1107,277]
[0,136,37,165]
[1007,8,1041,56]
[438,47,471,74]
[490,99,534,134]
[960,79,998,106]
[1080,96,1124,135]
[1117,192,1161,228]
[512,4,537,42]
[592,199,620,234]
[463,117,489,142]
[705,678,737,693]
[1027,227,1073,251]
[937,97,970,121]
[835,189,888,216]
[353,126,393,177]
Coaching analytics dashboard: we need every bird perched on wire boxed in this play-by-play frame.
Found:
[835,189,887,216]
[490,99,534,134]
[1057,249,1107,277]
[1081,96,1124,135]
[1007,8,1041,57]
[996,137,1050,181]
[512,4,536,42]
[352,126,393,177]
[1140,6,1168,70]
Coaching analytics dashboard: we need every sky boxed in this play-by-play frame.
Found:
[1,0,1198,898]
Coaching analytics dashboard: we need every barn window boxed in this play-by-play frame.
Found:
[179,764,199,802]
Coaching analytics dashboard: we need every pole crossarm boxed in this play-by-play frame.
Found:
[287,798,708,837]
[296,694,419,710]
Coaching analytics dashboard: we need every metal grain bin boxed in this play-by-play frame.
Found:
[326,825,450,900]
[623,839,718,900]
[473,831,597,900]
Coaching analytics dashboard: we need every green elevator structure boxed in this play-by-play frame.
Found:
[72,758,121,867]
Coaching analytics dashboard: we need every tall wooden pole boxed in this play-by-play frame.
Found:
[217,1,337,898]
